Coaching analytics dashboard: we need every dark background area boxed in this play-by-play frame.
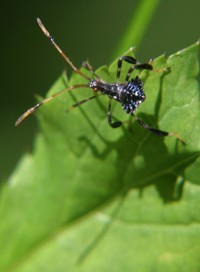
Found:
[0,0,199,180]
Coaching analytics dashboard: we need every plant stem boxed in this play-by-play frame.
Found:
[113,0,160,59]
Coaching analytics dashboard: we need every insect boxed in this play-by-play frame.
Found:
[15,18,185,144]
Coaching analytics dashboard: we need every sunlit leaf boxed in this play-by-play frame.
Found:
[0,42,199,271]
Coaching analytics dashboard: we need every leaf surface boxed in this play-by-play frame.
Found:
[0,42,199,272]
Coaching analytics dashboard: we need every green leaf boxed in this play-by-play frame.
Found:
[0,42,199,271]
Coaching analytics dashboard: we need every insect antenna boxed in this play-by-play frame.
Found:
[37,18,91,81]
[15,18,95,126]
[15,84,89,126]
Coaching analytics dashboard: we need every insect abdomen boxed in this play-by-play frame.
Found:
[121,76,146,114]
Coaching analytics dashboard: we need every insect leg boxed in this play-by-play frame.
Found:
[107,100,122,128]
[117,56,137,81]
[82,61,101,79]
[117,55,153,81]
[126,62,153,81]
[66,93,101,112]
[134,115,186,144]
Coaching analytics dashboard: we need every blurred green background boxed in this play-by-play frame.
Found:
[0,0,199,180]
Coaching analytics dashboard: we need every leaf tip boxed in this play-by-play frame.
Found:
[196,39,200,46]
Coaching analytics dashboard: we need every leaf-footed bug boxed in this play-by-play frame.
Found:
[15,18,185,144]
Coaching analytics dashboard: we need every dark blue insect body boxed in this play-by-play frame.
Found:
[16,18,185,144]
[89,76,145,115]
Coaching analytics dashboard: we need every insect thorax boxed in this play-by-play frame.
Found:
[89,76,146,115]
